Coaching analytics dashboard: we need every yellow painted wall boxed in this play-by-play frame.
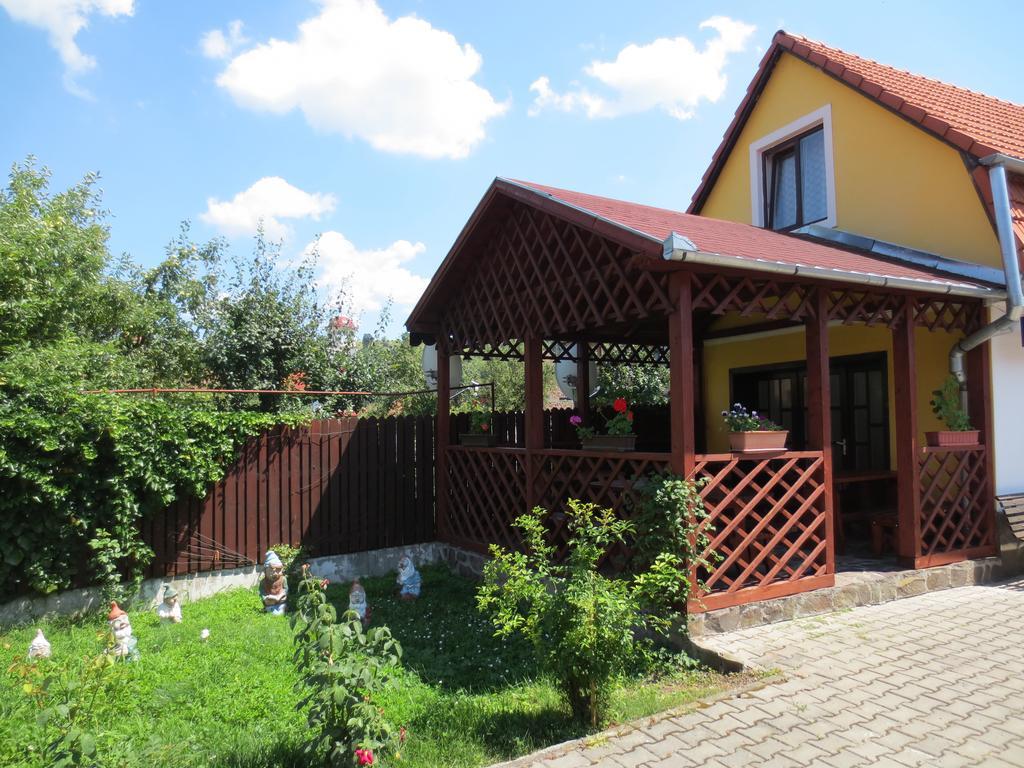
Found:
[699,54,1001,268]
[702,320,959,466]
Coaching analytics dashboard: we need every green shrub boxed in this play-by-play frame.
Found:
[476,500,692,727]
[291,566,404,766]
[930,375,972,431]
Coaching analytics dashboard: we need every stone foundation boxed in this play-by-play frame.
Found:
[688,556,1007,637]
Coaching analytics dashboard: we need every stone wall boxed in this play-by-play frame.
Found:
[0,541,480,627]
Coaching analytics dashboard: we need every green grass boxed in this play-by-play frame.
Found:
[1,566,741,767]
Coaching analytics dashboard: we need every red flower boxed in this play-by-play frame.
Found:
[613,398,628,413]
[626,411,634,422]
[355,748,375,765]
[480,423,489,432]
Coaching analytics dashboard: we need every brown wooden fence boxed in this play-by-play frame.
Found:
[143,415,436,577]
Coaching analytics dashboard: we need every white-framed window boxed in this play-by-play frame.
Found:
[749,105,836,230]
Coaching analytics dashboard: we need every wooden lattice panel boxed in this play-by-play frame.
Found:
[446,447,527,552]
[530,449,671,558]
[918,446,994,559]
[690,273,817,320]
[441,202,672,350]
[689,452,830,606]
[460,340,524,362]
[590,342,670,366]
[827,289,903,327]
[913,298,983,334]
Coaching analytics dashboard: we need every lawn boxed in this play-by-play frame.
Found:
[1,566,744,767]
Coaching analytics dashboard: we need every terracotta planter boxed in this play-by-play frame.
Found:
[459,433,498,447]
[580,434,636,452]
[925,430,980,448]
[729,430,788,453]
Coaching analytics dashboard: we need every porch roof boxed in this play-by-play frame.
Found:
[509,179,1001,293]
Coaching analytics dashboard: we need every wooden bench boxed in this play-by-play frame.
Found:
[997,493,1024,542]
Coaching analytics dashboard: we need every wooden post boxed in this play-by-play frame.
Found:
[576,341,591,423]
[435,343,451,542]
[668,272,696,477]
[892,298,922,564]
[967,335,997,554]
[524,335,544,511]
[805,288,835,574]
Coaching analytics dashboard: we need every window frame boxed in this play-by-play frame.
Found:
[749,105,837,230]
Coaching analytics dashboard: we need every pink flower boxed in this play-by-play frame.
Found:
[355,748,375,765]
[320,579,329,590]
[569,415,583,426]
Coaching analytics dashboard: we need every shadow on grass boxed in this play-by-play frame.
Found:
[468,704,586,761]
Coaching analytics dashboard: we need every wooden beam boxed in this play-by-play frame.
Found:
[524,335,545,451]
[966,335,997,555]
[892,298,922,564]
[576,341,591,422]
[669,272,696,476]
[805,288,835,574]
[436,344,451,542]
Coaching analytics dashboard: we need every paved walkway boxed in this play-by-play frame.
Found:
[513,577,1024,767]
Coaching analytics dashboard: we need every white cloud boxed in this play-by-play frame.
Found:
[213,0,508,159]
[200,177,337,241]
[529,16,755,120]
[200,19,248,60]
[0,0,133,97]
[312,231,428,313]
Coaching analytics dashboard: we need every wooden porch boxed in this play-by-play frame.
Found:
[407,179,999,613]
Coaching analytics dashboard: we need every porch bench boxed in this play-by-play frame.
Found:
[997,494,1024,543]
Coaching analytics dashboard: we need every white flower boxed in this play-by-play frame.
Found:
[200,629,210,641]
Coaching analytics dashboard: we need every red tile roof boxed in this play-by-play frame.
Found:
[690,30,1024,215]
[508,179,995,293]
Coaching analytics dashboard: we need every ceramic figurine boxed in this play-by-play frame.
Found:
[27,628,51,660]
[259,551,288,615]
[106,602,139,661]
[348,580,371,626]
[396,554,421,600]
[156,584,182,624]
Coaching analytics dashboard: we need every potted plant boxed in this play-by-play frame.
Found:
[723,403,788,452]
[459,409,498,447]
[571,397,636,452]
[927,376,980,447]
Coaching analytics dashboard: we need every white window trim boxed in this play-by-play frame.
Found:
[749,105,837,229]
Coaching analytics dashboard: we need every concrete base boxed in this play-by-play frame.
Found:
[688,556,1007,637]
[996,508,1024,574]
[1,541,472,628]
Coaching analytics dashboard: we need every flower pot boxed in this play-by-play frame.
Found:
[459,433,498,447]
[580,434,636,452]
[924,430,980,448]
[729,430,788,453]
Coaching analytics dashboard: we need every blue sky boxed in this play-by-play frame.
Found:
[2,0,1022,335]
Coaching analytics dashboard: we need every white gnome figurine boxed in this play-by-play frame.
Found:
[106,602,139,661]
[396,555,422,600]
[259,550,288,615]
[156,584,182,624]
[28,629,51,660]
[348,580,371,627]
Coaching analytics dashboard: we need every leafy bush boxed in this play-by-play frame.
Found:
[476,500,689,727]
[930,375,972,431]
[291,565,404,766]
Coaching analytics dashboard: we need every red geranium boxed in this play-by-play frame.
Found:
[626,411,634,422]
[613,397,628,413]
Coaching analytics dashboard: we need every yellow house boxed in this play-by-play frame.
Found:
[407,31,1024,610]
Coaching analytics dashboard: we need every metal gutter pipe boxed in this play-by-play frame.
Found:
[949,156,1024,415]
[660,232,1002,300]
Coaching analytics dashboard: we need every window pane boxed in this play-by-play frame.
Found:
[771,152,797,229]
[799,129,827,224]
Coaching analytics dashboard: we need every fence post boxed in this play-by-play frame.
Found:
[436,346,451,542]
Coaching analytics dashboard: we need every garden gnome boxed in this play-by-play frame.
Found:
[259,550,288,615]
[107,602,139,661]
[396,554,421,600]
[27,628,51,660]
[156,584,182,624]
[348,579,371,626]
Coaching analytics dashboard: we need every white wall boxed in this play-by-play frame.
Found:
[990,307,1024,495]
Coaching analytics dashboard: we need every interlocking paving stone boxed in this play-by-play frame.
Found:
[502,577,1024,767]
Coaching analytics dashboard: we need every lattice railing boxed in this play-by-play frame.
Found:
[446,447,527,552]
[918,446,994,561]
[530,450,671,556]
[688,451,831,611]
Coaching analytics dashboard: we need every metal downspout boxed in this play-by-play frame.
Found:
[950,157,1024,415]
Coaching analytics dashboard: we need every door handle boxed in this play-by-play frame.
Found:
[832,438,848,456]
